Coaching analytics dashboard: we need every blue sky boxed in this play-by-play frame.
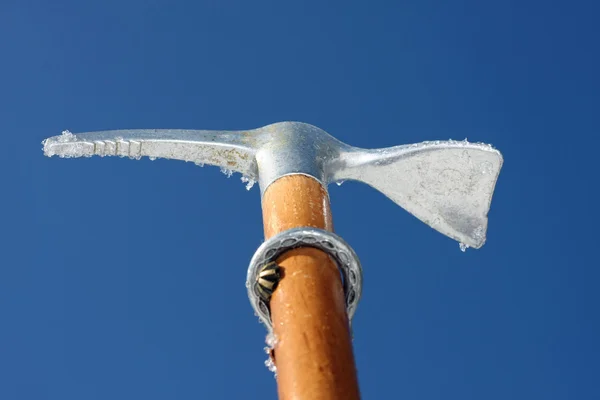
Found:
[1,1,599,399]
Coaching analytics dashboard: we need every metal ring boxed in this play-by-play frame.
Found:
[246,227,362,332]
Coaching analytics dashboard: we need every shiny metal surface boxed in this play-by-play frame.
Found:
[246,227,362,332]
[42,121,503,248]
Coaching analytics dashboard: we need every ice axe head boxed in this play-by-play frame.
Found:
[43,121,503,248]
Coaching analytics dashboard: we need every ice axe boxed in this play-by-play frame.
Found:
[43,121,503,399]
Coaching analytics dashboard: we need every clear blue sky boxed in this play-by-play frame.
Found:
[1,1,599,399]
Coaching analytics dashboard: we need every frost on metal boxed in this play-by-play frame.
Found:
[42,122,503,249]
[57,130,76,143]
[240,175,256,191]
[42,128,260,188]
[219,167,234,178]
[335,138,503,249]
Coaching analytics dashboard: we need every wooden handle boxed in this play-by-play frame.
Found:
[262,175,360,400]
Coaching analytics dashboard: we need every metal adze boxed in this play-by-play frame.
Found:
[42,121,503,249]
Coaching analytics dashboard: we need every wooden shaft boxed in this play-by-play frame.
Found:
[262,174,360,400]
